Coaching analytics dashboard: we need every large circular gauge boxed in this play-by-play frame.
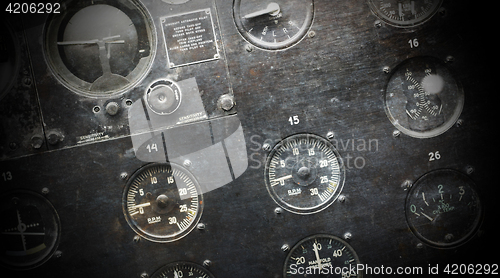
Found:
[122,163,203,243]
[233,0,314,50]
[265,134,344,214]
[284,234,362,277]
[151,261,215,278]
[384,56,463,138]
[0,190,61,270]
[44,0,156,97]
[368,0,443,28]
[405,169,482,248]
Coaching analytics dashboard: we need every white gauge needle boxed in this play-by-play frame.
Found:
[313,242,323,270]
[421,212,434,222]
[275,175,293,182]
[243,2,280,19]
[131,202,151,209]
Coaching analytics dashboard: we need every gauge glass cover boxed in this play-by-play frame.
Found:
[122,163,203,243]
[284,234,362,277]
[265,133,345,214]
[368,0,443,28]
[0,190,61,270]
[151,261,215,278]
[384,56,463,138]
[405,169,482,248]
[44,0,156,97]
[233,0,314,50]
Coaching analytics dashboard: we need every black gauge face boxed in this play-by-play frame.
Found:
[265,134,345,214]
[384,56,463,138]
[405,169,482,248]
[368,0,443,27]
[152,261,215,278]
[123,163,203,243]
[146,79,182,115]
[284,234,362,277]
[233,0,314,50]
[0,190,61,270]
[44,0,156,97]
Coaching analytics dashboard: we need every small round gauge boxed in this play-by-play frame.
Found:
[233,0,314,50]
[265,134,344,214]
[405,169,482,248]
[0,190,61,270]
[145,79,182,115]
[284,234,362,277]
[384,56,463,138]
[368,0,443,28]
[151,261,215,278]
[122,163,203,243]
[44,0,156,97]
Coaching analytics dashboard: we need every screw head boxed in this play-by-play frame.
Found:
[274,207,283,214]
[383,66,391,74]
[203,260,212,267]
[133,235,141,243]
[41,187,49,195]
[31,135,44,149]
[344,232,352,240]
[281,244,290,252]
[54,250,62,258]
[326,131,335,140]
[183,160,192,168]
[140,272,148,278]
[262,143,271,152]
[245,44,254,52]
[218,94,235,111]
[374,20,382,28]
[308,30,316,38]
[197,223,206,230]
[338,195,346,203]
[392,130,401,138]
[120,172,128,180]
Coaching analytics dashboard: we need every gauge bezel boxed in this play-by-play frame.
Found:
[404,169,483,248]
[233,0,314,50]
[283,234,362,277]
[264,133,345,215]
[43,0,157,98]
[383,56,464,138]
[151,261,215,278]
[0,190,61,270]
[122,162,203,243]
[367,0,443,28]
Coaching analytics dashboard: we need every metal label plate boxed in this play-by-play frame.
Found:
[161,9,220,68]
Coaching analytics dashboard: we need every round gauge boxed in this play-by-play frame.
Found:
[44,0,156,97]
[368,0,443,28]
[233,0,314,50]
[284,234,362,277]
[0,190,61,270]
[384,56,463,138]
[405,169,482,248]
[264,134,345,214]
[0,20,20,101]
[145,79,182,115]
[151,261,215,278]
[122,163,203,243]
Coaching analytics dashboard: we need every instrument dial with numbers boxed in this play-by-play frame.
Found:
[264,134,344,214]
[405,169,482,248]
[368,0,443,28]
[122,163,203,243]
[284,234,362,277]
[151,261,215,278]
[233,0,314,50]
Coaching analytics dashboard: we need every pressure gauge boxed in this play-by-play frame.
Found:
[0,190,61,270]
[44,0,156,97]
[284,234,362,277]
[405,169,482,248]
[384,56,463,138]
[233,0,314,50]
[151,261,215,278]
[368,0,443,28]
[264,134,344,214]
[122,163,203,243]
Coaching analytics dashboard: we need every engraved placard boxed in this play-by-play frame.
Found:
[161,8,220,68]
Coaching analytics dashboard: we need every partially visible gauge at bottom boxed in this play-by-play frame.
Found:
[151,261,215,278]
[122,163,203,243]
[0,190,61,270]
[405,169,482,248]
[284,234,362,277]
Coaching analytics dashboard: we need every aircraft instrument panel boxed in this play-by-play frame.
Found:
[0,0,496,277]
